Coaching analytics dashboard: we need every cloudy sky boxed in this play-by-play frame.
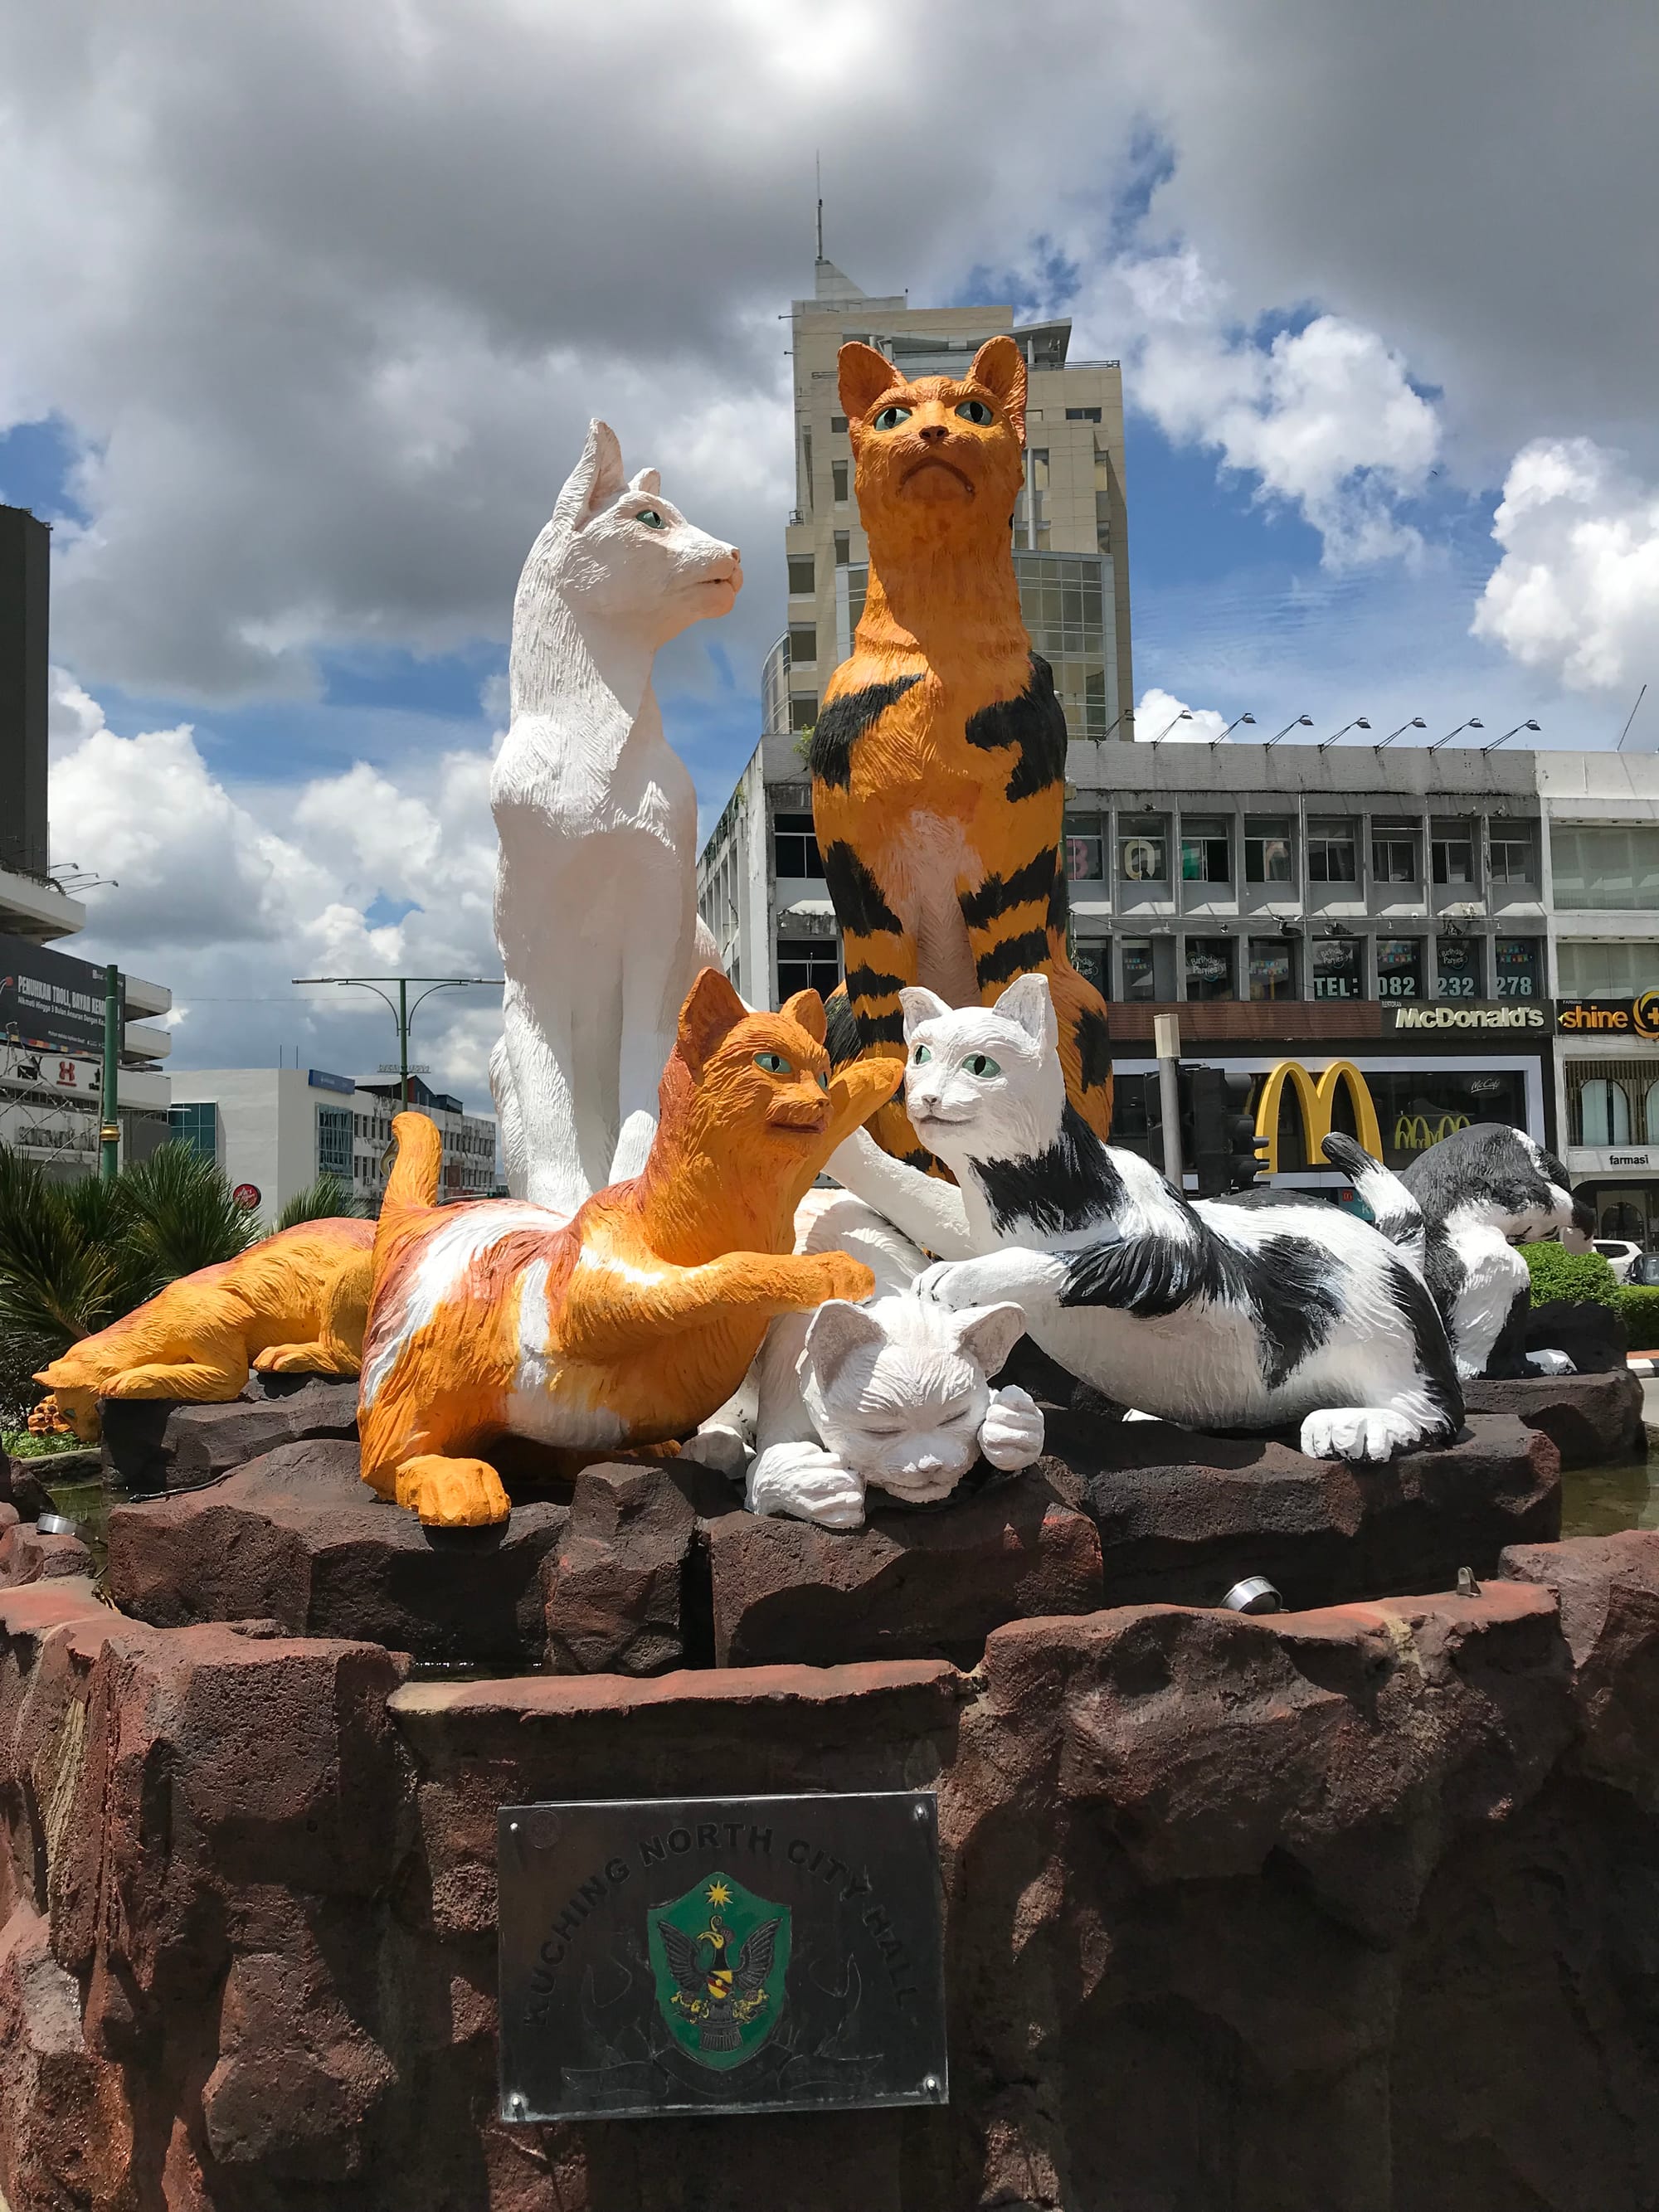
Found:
[4,0,1657,1107]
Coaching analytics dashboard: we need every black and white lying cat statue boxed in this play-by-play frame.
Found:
[829,975,1464,1462]
[1321,1124,1593,1381]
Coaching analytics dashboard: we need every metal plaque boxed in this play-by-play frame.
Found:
[497,1791,947,2122]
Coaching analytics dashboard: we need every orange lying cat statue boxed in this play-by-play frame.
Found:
[358,970,902,1526]
[38,1218,376,1441]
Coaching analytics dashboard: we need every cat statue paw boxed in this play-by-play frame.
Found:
[747,1441,868,1529]
[977,1383,1045,1471]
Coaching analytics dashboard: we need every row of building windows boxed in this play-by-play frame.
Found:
[1063,814,1536,892]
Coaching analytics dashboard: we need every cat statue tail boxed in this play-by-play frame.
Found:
[375,1111,445,1270]
[1321,1133,1427,1271]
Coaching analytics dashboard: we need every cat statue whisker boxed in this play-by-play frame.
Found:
[829,974,1464,1463]
[491,418,741,1215]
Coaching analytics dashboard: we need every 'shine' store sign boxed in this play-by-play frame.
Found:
[1555,994,1659,1038]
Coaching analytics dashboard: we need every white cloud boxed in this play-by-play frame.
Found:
[1133,686,1226,742]
[48,678,504,1105]
[1471,439,1659,695]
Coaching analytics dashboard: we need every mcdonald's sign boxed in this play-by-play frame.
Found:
[1253,1060,1383,1174]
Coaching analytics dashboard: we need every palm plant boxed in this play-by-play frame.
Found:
[275,1174,361,1230]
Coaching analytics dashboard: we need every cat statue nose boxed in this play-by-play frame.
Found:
[917,424,949,445]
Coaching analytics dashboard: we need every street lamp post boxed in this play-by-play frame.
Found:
[1316,717,1372,753]
[1481,718,1542,756]
[291,975,504,1111]
[1427,717,1485,755]
[1374,717,1427,751]
[1263,714,1313,751]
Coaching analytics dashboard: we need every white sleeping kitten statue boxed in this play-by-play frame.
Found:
[688,1190,1044,1529]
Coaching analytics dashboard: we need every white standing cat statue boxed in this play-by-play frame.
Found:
[689,1190,1044,1528]
[491,421,741,1213]
[829,976,1465,1461]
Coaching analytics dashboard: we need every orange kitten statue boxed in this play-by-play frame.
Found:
[37,1219,376,1441]
[357,970,902,1527]
[810,334,1112,1162]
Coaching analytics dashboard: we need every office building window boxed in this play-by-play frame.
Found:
[1248,937,1295,1002]
[1180,816,1232,884]
[831,461,849,502]
[167,1101,218,1164]
[1063,814,1104,881]
[830,415,848,433]
[1494,937,1542,999]
[1550,824,1659,912]
[1073,941,1109,994]
[1489,830,1535,882]
[316,1106,353,1179]
[776,937,840,998]
[1121,938,1155,1000]
[1307,819,1357,883]
[1578,1080,1632,1146]
[1066,406,1102,421]
[790,695,817,732]
[1244,817,1293,883]
[786,556,815,596]
[1371,829,1418,884]
[1377,938,1426,999]
[772,811,823,879]
[786,624,817,665]
[1432,820,1477,885]
[1118,818,1168,887]
[834,531,850,566]
[1185,937,1234,1002]
[1566,1064,1659,1147]
[1556,941,1659,997]
[1435,935,1483,998]
[1312,936,1363,999]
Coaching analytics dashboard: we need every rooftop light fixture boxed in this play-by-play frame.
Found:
[1481,718,1542,756]
[1427,717,1485,754]
[1209,712,1256,750]
[1317,717,1371,753]
[1151,707,1194,744]
[1264,714,1314,751]
[1374,717,1427,751]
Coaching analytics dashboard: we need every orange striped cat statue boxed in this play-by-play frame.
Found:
[357,970,902,1527]
[38,1218,376,1441]
[810,333,1112,1163]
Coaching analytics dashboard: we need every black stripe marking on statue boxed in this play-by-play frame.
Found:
[1074,1004,1112,1092]
[964,654,1068,802]
[1384,1256,1465,1428]
[958,849,1056,931]
[843,963,909,1006]
[822,843,902,936]
[971,1106,1126,1237]
[809,677,921,790]
[975,930,1050,988]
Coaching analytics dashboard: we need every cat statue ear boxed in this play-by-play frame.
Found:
[839,342,900,423]
[800,1299,886,1392]
[629,466,662,495]
[781,989,827,1043]
[676,965,748,1080]
[555,418,627,535]
[899,985,951,1039]
[993,972,1058,1051]
[951,1302,1029,1379]
[968,337,1028,441]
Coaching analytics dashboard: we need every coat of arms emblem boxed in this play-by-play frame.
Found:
[648,1873,791,2070]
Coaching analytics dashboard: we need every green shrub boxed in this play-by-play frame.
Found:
[1521,1242,1620,1310]
[0,1427,87,1459]
[1616,1284,1659,1349]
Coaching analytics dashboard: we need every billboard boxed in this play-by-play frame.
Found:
[0,932,109,1055]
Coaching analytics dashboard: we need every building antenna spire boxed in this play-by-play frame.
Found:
[815,151,824,263]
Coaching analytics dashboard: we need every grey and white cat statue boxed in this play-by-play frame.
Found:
[828,975,1465,1461]
[1321,1124,1593,1381]
[688,1190,1044,1529]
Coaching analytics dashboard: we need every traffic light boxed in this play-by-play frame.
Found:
[1189,1067,1267,1198]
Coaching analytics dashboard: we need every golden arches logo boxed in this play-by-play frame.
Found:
[1253,1060,1383,1174]
[1394,1111,1471,1152]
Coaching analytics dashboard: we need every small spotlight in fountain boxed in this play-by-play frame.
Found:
[1221,1574,1284,1615]
[35,1512,80,1539]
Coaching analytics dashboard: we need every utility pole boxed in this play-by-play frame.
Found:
[291,975,503,1115]
[99,962,121,1182]
[1153,1011,1183,1186]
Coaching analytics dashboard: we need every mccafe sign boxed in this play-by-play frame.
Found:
[1555,993,1659,1038]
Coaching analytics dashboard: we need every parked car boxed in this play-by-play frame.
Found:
[1592,1238,1644,1282]
[1629,1253,1659,1288]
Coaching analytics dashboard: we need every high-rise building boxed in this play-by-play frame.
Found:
[0,503,49,879]
[772,255,1133,746]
